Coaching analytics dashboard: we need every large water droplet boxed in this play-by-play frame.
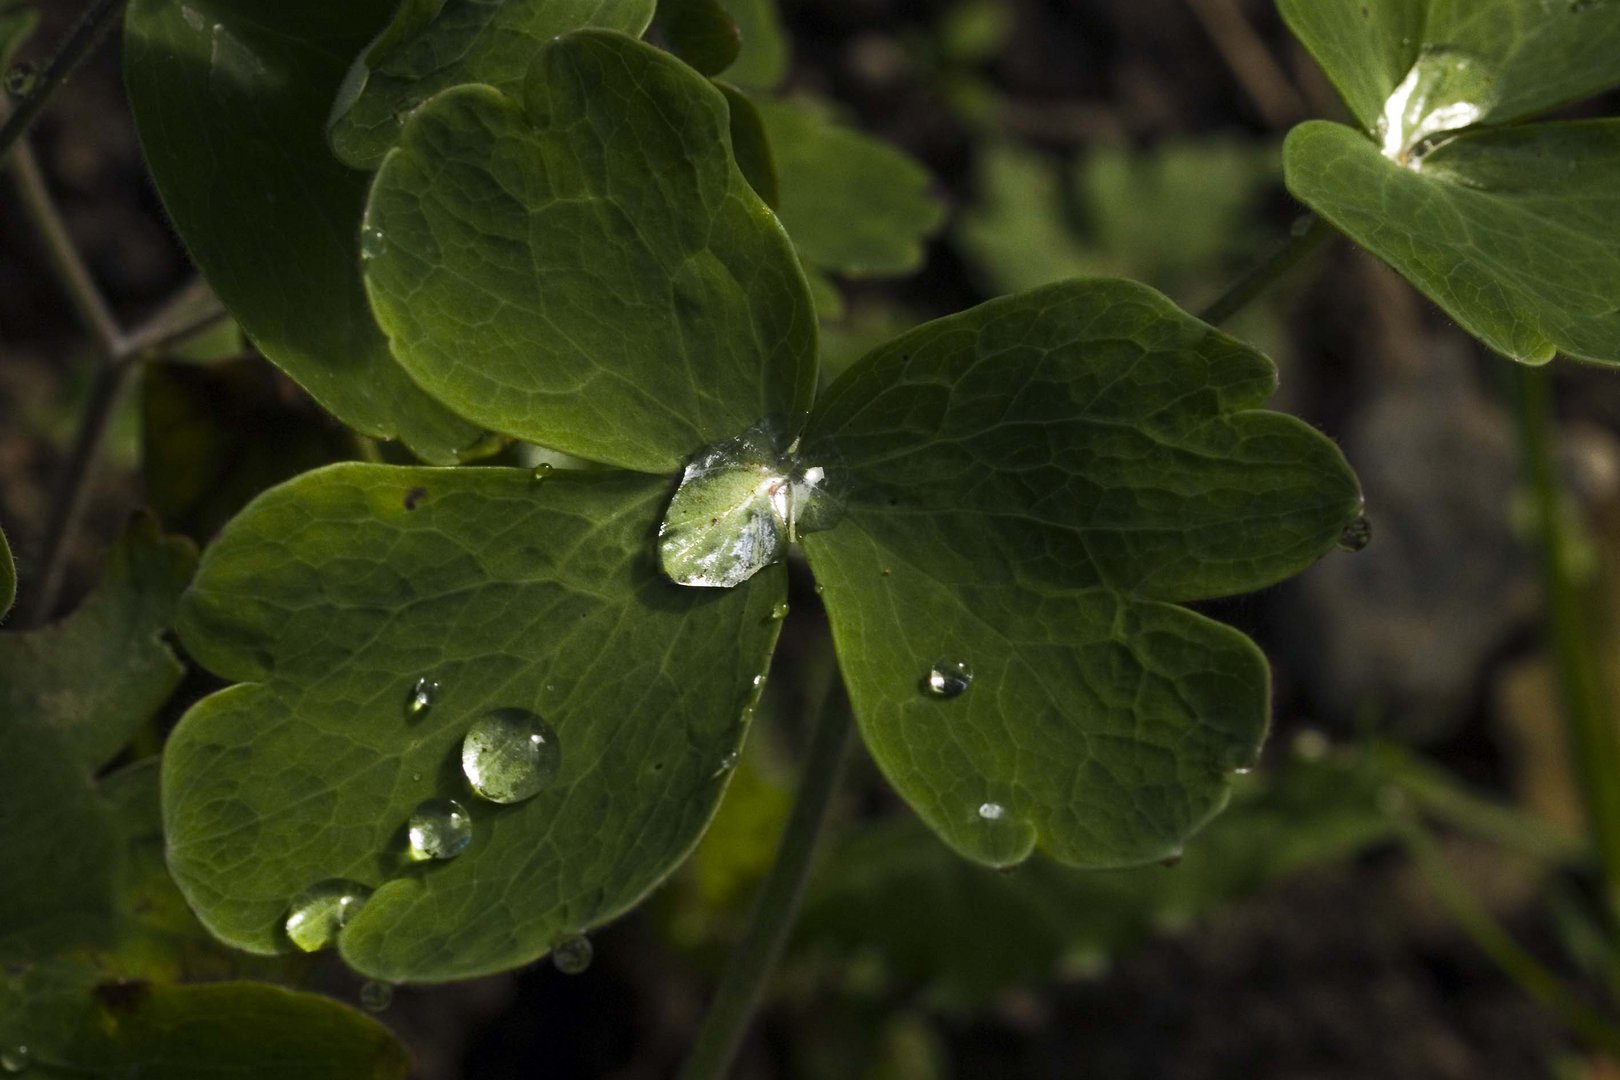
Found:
[360,226,387,260]
[1376,47,1497,166]
[0,1045,30,1073]
[461,708,561,803]
[926,659,973,698]
[405,677,439,718]
[284,880,372,952]
[1338,514,1372,552]
[4,62,37,97]
[658,421,838,588]
[552,934,593,975]
[407,798,473,860]
[359,981,394,1012]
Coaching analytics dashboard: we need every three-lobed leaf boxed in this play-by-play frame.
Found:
[329,0,656,169]
[167,464,785,980]
[123,0,481,461]
[1280,0,1620,363]
[363,31,817,473]
[800,279,1361,867]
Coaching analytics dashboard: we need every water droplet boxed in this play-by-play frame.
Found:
[1159,850,1184,868]
[1,1045,30,1073]
[552,934,593,975]
[461,708,561,803]
[1220,743,1259,774]
[926,659,973,698]
[360,226,387,260]
[1376,47,1497,166]
[1338,514,1372,552]
[978,801,1006,821]
[284,880,372,952]
[712,749,739,778]
[4,62,37,98]
[407,798,473,860]
[405,677,439,718]
[531,462,553,481]
[357,980,394,1012]
[752,674,765,688]
[768,601,789,622]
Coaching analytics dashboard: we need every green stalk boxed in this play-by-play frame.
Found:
[679,666,854,1080]
[1198,213,1334,327]
[1401,822,1620,1058]
[1512,366,1620,915]
[0,0,125,168]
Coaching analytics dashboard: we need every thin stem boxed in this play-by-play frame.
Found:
[1198,213,1334,327]
[1401,823,1620,1058]
[1182,0,1307,128]
[0,0,125,168]
[679,666,854,1080]
[122,277,228,358]
[18,355,137,627]
[7,142,121,357]
[1512,366,1620,915]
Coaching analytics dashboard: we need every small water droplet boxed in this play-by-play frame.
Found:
[768,601,789,622]
[1,1045,30,1073]
[4,62,37,97]
[358,981,394,1012]
[360,226,387,260]
[926,659,973,698]
[531,462,553,481]
[284,880,372,952]
[712,749,739,778]
[978,801,1006,821]
[407,798,473,860]
[752,674,765,688]
[405,677,439,718]
[461,708,561,803]
[552,934,593,975]
[1338,514,1372,552]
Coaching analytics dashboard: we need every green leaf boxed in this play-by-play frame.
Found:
[0,514,195,772]
[1278,0,1620,133]
[653,0,742,77]
[800,279,1362,868]
[716,0,786,89]
[0,2,36,71]
[0,523,14,622]
[123,0,480,462]
[1285,118,1620,364]
[329,0,656,169]
[363,31,816,474]
[167,463,786,980]
[1,966,408,1080]
[796,756,1397,1008]
[142,359,360,543]
[758,98,944,279]
[718,80,779,208]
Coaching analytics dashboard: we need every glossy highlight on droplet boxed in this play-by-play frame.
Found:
[284,879,372,952]
[461,707,561,804]
[407,798,473,860]
[0,1045,30,1074]
[552,934,593,975]
[926,659,973,698]
[1338,514,1372,553]
[978,801,1006,821]
[360,226,387,259]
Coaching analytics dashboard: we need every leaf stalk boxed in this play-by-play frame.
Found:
[1198,213,1334,327]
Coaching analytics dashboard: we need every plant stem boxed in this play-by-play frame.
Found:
[1512,365,1620,915]
[0,0,125,169]
[679,667,854,1080]
[1401,822,1620,1058]
[1198,213,1334,327]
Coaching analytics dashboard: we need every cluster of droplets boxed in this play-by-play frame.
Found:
[282,683,566,951]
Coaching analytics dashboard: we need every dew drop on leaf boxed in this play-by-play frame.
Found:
[531,462,553,481]
[359,981,394,1012]
[1375,47,1497,166]
[1337,514,1372,552]
[405,676,439,718]
[461,708,561,804]
[977,801,1006,821]
[712,750,739,778]
[360,226,387,260]
[284,880,373,952]
[769,601,790,622]
[3,62,37,98]
[925,659,973,698]
[0,1045,29,1073]
[552,934,593,975]
[407,798,473,861]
